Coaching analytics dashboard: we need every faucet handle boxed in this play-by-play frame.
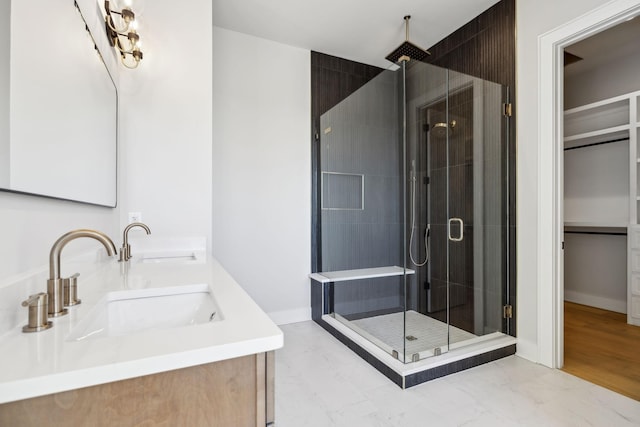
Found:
[119,243,130,262]
[63,273,81,306]
[21,293,43,307]
[22,292,53,333]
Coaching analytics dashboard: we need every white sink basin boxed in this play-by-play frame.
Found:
[136,250,205,264]
[140,254,197,263]
[67,284,222,341]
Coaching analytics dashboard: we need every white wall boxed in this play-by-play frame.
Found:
[212,27,311,324]
[565,53,640,108]
[0,192,119,282]
[563,137,629,313]
[516,0,612,363]
[564,233,627,312]
[0,0,120,284]
[0,0,9,188]
[118,1,213,249]
[564,142,629,223]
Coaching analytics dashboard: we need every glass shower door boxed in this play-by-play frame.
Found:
[405,65,511,362]
[467,75,511,343]
[443,70,476,352]
[319,66,408,361]
[404,61,453,361]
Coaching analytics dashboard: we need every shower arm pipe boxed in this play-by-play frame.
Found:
[404,15,410,41]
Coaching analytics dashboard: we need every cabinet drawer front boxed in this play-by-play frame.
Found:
[631,228,640,248]
[631,250,640,272]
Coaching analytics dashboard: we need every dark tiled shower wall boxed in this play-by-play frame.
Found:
[310,53,383,274]
[424,0,516,88]
[311,52,382,272]
[310,0,516,332]
[319,70,405,317]
[423,0,517,335]
[424,90,475,324]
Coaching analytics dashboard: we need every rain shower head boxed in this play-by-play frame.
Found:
[386,40,431,63]
[431,120,457,137]
[386,16,431,63]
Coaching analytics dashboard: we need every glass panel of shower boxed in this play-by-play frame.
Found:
[319,59,510,364]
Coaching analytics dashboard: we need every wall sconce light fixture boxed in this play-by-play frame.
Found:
[104,0,143,69]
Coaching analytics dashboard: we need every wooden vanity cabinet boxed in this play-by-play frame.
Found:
[0,351,275,427]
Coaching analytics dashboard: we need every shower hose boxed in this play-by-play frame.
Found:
[409,174,429,267]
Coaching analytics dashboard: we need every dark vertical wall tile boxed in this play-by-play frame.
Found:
[423,0,516,336]
[425,0,515,89]
[311,52,384,274]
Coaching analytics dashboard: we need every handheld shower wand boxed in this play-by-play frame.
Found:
[409,165,429,267]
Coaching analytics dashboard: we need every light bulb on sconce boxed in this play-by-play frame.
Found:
[104,0,144,69]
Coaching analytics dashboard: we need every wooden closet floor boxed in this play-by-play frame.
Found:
[563,301,640,401]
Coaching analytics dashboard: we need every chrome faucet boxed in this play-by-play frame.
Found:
[119,222,151,262]
[47,229,117,317]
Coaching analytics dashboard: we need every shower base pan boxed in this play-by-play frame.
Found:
[310,271,516,389]
[341,310,478,362]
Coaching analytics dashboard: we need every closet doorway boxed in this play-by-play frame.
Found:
[562,17,640,401]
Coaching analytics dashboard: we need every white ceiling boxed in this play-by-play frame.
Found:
[213,0,501,69]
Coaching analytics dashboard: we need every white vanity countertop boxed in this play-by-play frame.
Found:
[0,257,283,404]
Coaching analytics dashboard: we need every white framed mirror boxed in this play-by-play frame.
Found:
[0,0,117,207]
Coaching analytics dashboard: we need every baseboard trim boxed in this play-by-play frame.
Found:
[564,290,626,314]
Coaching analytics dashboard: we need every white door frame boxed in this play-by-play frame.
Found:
[538,0,640,368]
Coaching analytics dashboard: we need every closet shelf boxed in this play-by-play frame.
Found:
[564,125,629,143]
[564,221,628,229]
[564,92,635,116]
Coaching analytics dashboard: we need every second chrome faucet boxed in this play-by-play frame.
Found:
[119,222,151,262]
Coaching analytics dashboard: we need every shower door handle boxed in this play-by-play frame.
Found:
[448,218,464,242]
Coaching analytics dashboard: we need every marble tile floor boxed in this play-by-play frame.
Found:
[275,321,640,426]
